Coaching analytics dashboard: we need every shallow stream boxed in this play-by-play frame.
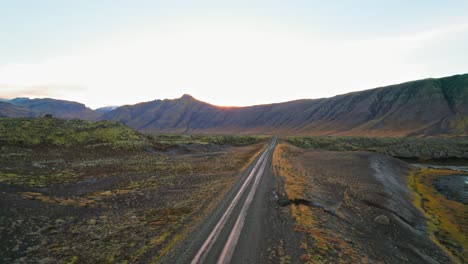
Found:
[404,159,467,204]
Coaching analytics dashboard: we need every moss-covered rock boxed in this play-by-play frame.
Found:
[0,117,144,147]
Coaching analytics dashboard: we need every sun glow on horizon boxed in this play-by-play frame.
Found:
[1,3,468,108]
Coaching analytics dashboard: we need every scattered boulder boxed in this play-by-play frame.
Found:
[374,215,390,225]
[277,195,291,207]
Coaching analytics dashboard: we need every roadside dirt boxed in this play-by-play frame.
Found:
[273,143,453,263]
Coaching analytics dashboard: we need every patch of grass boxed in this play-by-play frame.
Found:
[449,115,468,134]
[19,192,95,207]
[287,136,468,159]
[0,171,80,187]
[66,256,78,264]
[147,134,267,149]
[0,117,266,151]
[408,169,467,263]
[0,117,144,147]
[273,144,307,201]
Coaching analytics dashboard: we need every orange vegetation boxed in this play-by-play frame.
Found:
[408,168,467,263]
[273,144,361,263]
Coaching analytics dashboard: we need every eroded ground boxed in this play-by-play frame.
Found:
[0,131,266,263]
[273,143,457,263]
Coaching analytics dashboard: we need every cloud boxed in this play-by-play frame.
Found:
[0,84,83,99]
[343,21,468,47]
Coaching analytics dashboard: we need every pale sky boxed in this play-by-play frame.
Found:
[1,1,468,108]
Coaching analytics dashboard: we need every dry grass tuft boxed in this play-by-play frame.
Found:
[273,144,360,263]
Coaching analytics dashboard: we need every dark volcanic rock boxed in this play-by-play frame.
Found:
[374,215,391,225]
[277,195,291,207]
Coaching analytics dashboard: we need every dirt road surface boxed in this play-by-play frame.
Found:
[164,138,299,264]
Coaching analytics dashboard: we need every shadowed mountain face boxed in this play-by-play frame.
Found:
[7,98,99,120]
[100,74,468,136]
[0,102,37,118]
[1,74,466,136]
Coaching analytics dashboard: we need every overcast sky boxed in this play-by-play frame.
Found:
[1,0,467,108]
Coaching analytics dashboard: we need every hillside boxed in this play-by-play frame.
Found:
[0,102,37,118]
[100,74,468,136]
[8,98,99,120]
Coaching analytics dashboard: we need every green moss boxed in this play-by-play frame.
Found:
[287,136,468,159]
[449,115,468,134]
[147,134,267,148]
[66,256,78,264]
[408,169,466,263]
[0,117,145,147]
[0,118,266,151]
[0,171,80,187]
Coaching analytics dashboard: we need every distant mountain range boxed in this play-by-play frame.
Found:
[95,106,120,114]
[0,101,36,118]
[1,74,467,136]
[1,97,99,120]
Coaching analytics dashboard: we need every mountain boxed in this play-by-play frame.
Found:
[0,102,37,118]
[8,98,99,120]
[2,74,466,136]
[95,106,120,114]
[99,74,468,136]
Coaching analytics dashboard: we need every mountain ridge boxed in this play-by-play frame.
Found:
[6,97,99,120]
[1,74,467,136]
[0,102,37,118]
[99,74,467,136]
